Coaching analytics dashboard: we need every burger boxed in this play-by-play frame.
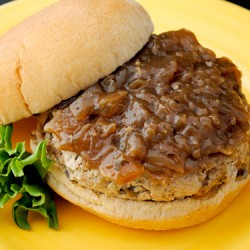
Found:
[0,0,249,230]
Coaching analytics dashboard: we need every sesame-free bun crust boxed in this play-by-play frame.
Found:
[0,0,153,125]
[46,164,249,230]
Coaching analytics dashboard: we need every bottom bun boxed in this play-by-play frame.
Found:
[46,164,249,230]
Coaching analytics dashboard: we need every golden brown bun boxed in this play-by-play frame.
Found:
[0,0,153,125]
[46,163,249,230]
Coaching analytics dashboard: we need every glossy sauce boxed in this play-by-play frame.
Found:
[44,29,250,184]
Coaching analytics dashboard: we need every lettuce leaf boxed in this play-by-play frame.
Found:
[0,124,58,230]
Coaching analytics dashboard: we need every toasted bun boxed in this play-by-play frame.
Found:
[0,0,153,125]
[46,164,249,230]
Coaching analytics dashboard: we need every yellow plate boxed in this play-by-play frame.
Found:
[0,0,250,249]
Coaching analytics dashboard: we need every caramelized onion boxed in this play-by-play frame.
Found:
[44,30,250,184]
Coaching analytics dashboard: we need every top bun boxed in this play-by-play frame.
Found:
[0,0,153,125]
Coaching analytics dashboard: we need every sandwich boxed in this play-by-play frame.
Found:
[0,0,249,230]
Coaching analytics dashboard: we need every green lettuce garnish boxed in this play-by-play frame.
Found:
[0,124,58,230]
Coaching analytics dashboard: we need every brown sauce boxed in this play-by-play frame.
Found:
[44,29,250,184]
